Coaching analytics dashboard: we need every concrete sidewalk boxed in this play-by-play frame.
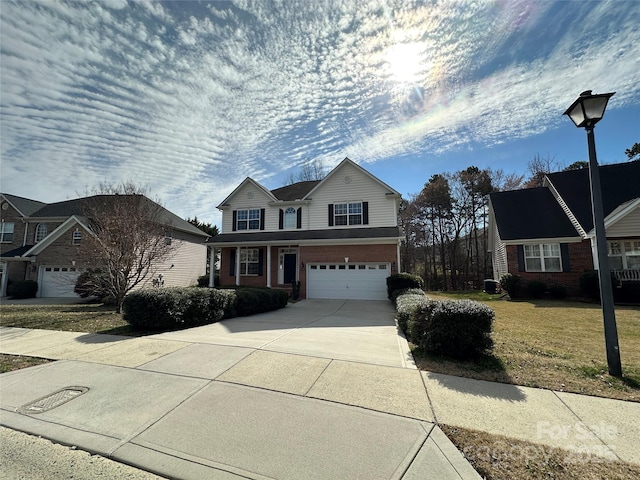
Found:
[1,299,639,478]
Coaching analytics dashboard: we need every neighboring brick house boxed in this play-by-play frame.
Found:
[207,158,403,300]
[0,193,209,298]
[488,160,640,295]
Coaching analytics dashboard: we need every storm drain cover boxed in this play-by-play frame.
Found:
[18,387,89,414]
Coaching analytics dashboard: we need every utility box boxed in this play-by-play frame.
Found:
[484,279,499,294]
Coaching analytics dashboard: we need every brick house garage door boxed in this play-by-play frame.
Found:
[40,266,84,297]
[307,263,390,300]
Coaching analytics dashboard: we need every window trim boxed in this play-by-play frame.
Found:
[236,208,261,231]
[0,222,14,243]
[240,248,260,276]
[72,229,82,245]
[283,207,297,229]
[523,243,562,272]
[35,223,48,243]
[333,201,362,226]
[609,240,640,270]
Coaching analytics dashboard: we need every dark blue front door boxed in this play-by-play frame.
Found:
[284,254,296,284]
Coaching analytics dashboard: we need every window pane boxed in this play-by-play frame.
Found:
[284,208,296,228]
[545,258,561,272]
[248,219,260,229]
[349,215,362,225]
[608,242,621,255]
[249,209,260,219]
[334,203,347,215]
[525,258,542,271]
[334,215,347,226]
[625,241,640,255]
[626,256,640,269]
[247,263,259,275]
[609,256,624,270]
[237,210,248,220]
[543,244,559,256]
[348,202,361,214]
[237,221,247,230]
[524,245,540,257]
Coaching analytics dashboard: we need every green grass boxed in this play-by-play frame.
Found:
[0,303,138,336]
[420,292,640,402]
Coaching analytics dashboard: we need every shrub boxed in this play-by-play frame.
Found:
[74,269,116,304]
[386,273,424,299]
[579,270,619,301]
[235,287,288,316]
[527,280,547,299]
[122,288,237,331]
[617,281,640,304]
[291,281,300,300]
[7,280,38,299]
[395,292,430,332]
[197,274,220,288]
[548,284,567,299]
[499,273,521,299]
[390,288,425,305]
[416,299,494,360]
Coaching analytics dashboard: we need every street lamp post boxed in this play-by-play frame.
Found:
[563,90,622,377]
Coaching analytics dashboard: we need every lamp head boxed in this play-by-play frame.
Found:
[563,90,615,128]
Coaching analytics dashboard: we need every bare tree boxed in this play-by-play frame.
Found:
[77,182,176,312]
[286,159,326,184]
[524,154,560,188]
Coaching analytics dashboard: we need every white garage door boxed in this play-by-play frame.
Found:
[307,263,390,300]
[40,266,83,297]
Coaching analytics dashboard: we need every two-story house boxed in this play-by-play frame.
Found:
[488,160,640,295]
[0,193,210,298]
[207,158,403,300]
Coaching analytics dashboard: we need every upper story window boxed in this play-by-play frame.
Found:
[35,223,48,242]
[0,222,14,243]
[72,229,82,245]
[609,240,640,270]
[237,209,260,230]
[524,243,561,272]
[334,202,362,226]
[284,207,296,228]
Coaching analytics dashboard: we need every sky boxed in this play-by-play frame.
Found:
[1,0,639,227]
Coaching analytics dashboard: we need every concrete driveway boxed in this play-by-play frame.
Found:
[150,299,414,368]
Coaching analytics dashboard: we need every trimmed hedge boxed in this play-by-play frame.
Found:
[390,288,425,306]
[123,288,237,330]
[7,280,38,299]
[393,291,494,360]
[235,287,289,316]
[500,273,521,299]
[386,274,424,300]
[527,280,547,299]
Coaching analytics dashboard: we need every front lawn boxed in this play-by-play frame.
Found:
[418,292,640,402]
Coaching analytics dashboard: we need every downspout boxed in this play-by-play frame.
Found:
[208,246,215,287]
[22,219,29,246]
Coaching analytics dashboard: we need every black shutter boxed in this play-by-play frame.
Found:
[296,207,302,229]
[328,204,334,226]
[258,248,264,276]
[230,249,236,276]
[232,211,237,232]
[279,209,284,230]
[260,209,265,230]
[560,243,570,272]
[362,202,369,225]
[517,245,525,272]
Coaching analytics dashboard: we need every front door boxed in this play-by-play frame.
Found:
[283,254,297,284]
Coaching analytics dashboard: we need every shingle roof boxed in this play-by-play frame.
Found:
[1,193,46,217]
[3,194,208,238]
[0,245,34,257]
[546,160,640,232]
[206,226,401,245]
[490,188,579,241]
[270,181,321,201]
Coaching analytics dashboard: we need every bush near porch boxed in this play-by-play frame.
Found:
[122,286,287,331]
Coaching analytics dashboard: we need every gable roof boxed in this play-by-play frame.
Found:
[1,193,209,238]
[303,157,401,199]
[545,160,640,233]
[489,187,580,241]
[1,193,46,217]
[216,177,278,209]
[271,180,320,201]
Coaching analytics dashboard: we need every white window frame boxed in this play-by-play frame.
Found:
[609,240,640,270]
[524,243,561,272]
[35,223,48,242]
[240,248,260,275]
[237,209,260,231]
[72,229,82,245]
[334,202,362,226]
[284,207,296,229]
[0,222,14,243]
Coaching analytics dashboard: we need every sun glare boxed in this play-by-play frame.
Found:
[385,42,425,84]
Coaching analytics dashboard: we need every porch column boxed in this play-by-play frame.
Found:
[266,245,272,288]
[236,247,241,286]
[208,247,215,287]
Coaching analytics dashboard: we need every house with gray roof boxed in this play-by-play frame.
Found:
[207,158,403,299]
[488,160,640,295]
[1,193,209,298]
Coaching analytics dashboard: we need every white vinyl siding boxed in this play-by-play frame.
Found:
[221,183,275,233]
[607,206,640,237]
[307,162,398,229]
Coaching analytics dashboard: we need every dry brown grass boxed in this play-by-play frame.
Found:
[0,354,52,373]
[418,293,640,402]
[442,424,640,480]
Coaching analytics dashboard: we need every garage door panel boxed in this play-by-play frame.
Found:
[307,263,389,300]
[40,267,83,297]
